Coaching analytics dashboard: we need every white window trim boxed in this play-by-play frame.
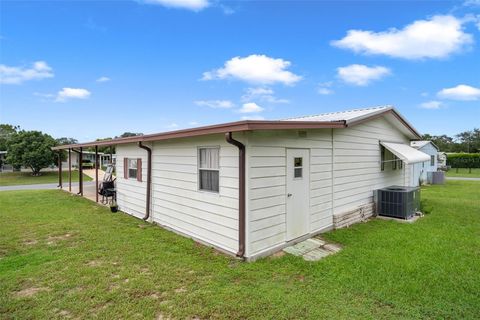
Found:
[197,146,221,194]
[128,158,138,179]
[293,157,303,180]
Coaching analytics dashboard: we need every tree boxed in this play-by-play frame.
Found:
[456,130,477,153]
[116,132,143,138]
[0,124,20,151]
[56,137,78,161]
[6,131,57,175]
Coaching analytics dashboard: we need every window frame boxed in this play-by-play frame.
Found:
[127,158,138,179]
[430,155,435,166]
[293,156,303,179]
[198,146,220,193]
[380,145,385,171]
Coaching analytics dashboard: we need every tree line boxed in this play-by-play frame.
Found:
[422,128,480,153]
[0,124,142,176]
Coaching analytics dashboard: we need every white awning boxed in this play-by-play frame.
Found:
[381,142,430,164]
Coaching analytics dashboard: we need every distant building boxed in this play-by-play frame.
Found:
[410,141,439,184]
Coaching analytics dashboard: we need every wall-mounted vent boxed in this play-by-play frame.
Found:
[298,131,307,138]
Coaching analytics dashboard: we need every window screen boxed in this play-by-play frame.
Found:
[199,147,220,192]
[128,159,137,179]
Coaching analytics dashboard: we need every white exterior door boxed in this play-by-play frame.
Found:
[286,149,310,241]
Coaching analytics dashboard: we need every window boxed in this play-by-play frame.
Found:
[123,158,142,181]
[399,159,403,169]
[431,155,435,166]
[199,147,220,192]
[392,155,397,170]
[294,157,303,178]
[128,159,138,179]
[380,146,385,171]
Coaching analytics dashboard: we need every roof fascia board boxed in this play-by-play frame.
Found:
[52,120,346,150]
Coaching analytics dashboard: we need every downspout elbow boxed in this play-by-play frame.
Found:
[138,142,152,221]
[225,132,246,259]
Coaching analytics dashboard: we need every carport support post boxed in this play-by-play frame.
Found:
[57,152,62,188]
[68,148,72,192]
[95,146,99,203]
[78,147,83,196]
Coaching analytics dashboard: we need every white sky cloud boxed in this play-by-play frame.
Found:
[142,0,209,11]
[332,15,473,59]
[437,84,480,101]
[317,81,334,95]
[96,76,110,82]
[56,88,91,102]
[318,87,334,95]
[337,64,391,86]
[166,122,179,128]
[241,87,289,104]
[463,0,480,6]
[420,101,443,109]
[241,115,265,120]
[0,61,53,84]
[194,99,234,108]
[202,54,302,85]
[239,102,264,113]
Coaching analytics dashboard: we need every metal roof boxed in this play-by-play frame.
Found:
[283,105,392,123]
[52,105,422,150]
[410,140,439,151]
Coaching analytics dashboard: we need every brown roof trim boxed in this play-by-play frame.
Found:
[52,120,346,150]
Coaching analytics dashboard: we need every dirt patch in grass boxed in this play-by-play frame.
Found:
[86,260,102,267]
[174,287,187,294]
[90,302,113,315]
[23,239,38,246]
[46,233,74,245]
[14,286,50,298]
[270,251,286,259]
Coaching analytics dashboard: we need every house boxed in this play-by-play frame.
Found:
[438,152,447,167]
[64,151,115,169]
[52,106,430,261]
[410,140,439,184]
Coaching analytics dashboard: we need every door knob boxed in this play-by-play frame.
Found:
[287,193,292,197]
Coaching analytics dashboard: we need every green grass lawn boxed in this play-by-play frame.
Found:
[0,181,479,319]
[445,168,480,178]
[0,171,92,186]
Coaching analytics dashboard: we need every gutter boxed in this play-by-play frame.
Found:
[225,132,246,258]
[138,142,152,221]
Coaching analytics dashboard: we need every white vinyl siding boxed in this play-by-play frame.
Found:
[150,135,241,254]
[116,145,148,219]
[332,117,409,214]
[246,129,333,257]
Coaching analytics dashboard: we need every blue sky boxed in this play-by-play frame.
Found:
[1,0,479,142]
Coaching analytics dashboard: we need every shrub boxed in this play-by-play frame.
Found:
[446,153,480,169]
